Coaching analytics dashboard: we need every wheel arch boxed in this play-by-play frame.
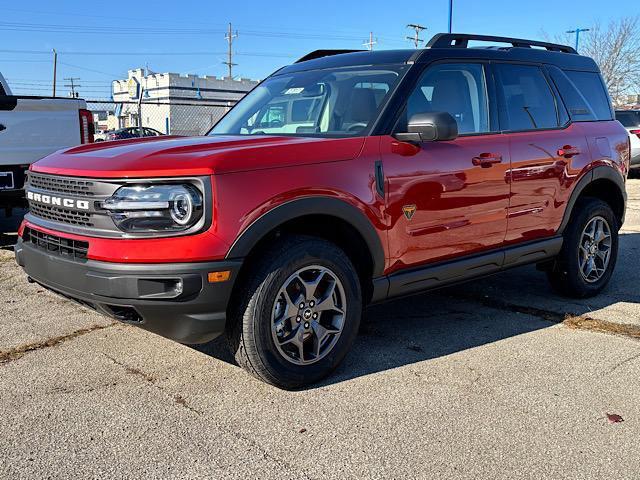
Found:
[558,166,627,234]
[226,197,386,301]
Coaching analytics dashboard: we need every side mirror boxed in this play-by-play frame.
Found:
[394,112,458,143]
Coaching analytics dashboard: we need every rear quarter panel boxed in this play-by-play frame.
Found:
[581,120,631,178]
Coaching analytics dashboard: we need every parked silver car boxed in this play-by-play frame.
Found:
[616,110,640,169]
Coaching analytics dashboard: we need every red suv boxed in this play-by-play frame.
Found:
[15,34,630,388]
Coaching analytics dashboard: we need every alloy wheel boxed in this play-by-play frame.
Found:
[578,216,612,283]
[271,265,346,365]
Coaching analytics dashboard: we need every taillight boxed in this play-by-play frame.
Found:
[630,129,640,139]
[79,109,94,144]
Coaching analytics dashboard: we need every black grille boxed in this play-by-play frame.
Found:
[24,227,89,261]
[28,173,96,196]
[29,202,94,227]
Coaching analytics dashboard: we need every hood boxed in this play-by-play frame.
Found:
[31,135,366,178]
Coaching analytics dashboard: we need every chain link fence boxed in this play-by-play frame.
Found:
[86,99,237,139]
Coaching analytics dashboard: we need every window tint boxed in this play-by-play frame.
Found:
[402,63,490,134]
[615,111,640,128]
[564,71,613,121]
[0,83,5,96]
[495,64,559,131]
[548,66,596,121]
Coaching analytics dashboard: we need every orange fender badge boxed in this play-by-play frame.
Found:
[402,205,417,220]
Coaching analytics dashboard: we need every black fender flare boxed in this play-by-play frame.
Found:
[557,165,627,234]
[226,197,386,277]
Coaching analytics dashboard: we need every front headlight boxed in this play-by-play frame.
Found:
[103,184,203,233]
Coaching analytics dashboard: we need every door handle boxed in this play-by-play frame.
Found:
[558,145,580,158]
[0,124,6,132]
[472,153,503,168]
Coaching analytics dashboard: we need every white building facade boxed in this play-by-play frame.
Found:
[111,69,258,136]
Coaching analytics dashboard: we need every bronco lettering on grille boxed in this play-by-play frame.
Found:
[27,191,90,210]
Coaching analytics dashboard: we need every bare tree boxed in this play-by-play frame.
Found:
[545,16,640,106]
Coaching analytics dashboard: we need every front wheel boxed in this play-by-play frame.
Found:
[547,198,619,298]
[226,236,362,389]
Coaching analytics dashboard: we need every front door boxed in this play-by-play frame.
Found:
[381,62,510,272]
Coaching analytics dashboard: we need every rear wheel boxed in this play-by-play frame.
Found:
[226,236,362,389]
[547,198,619,298]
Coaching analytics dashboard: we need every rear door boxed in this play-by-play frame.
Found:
[493,63,591,244]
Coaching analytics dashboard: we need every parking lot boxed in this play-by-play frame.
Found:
[0,181,639,479]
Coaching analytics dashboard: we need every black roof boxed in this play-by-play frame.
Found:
[277,33,599,76]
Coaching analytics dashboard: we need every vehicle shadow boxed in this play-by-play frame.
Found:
[192,232,640,388]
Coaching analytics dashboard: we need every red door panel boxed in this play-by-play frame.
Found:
[505,123,591,243]
[381,134,510,273]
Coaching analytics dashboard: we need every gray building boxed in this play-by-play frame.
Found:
[110,69,258,136]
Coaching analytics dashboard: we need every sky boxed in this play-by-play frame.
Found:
[0,0,637,98]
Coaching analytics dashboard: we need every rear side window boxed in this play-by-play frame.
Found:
[547,66,596,121]
[616,111,640,128]
[0,83,5,96]
[564,70,613,121]
[495,64,559,131]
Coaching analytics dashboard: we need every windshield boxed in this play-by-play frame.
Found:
[209,65,407,137]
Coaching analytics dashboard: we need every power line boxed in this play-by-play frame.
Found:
[59,61,123,78]
[224,23,238,80]
[63,77,81,98]
[406,24,427,49]
[0,21,367,42]
[0,48,294,58]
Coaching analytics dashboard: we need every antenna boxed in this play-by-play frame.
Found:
[224,22,238,80]
[406,24,427,48]
[363,32,377,51]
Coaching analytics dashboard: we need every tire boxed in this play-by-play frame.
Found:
[226,235,362,389]
[547,198,619,298]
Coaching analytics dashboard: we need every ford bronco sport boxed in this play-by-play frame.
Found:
[15,34,629,389]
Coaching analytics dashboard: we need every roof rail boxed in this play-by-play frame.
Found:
[426,33,577,54]
[295,49,366,63]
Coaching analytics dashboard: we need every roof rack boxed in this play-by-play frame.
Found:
[295,49,366,63]
[426,33,577,54]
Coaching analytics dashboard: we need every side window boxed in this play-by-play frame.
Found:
[0,83,5,96]
[401,63,490,135]
[291,98,322,123]
[564,70,613,121]
[257,102,287,127]
[495,64,559,131]
[547,66,596,121]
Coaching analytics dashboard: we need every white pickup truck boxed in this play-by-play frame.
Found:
[0,72,94,211]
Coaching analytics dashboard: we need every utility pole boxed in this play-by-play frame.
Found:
[406,24,427,48]
[566,27,590,52]
[64,77,81,98]
[363,32,377,51]
[448,0,454,33]
[224,23,238,80]
[52,49,57,97]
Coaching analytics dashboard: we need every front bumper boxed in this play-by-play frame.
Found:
[15,237,242,344]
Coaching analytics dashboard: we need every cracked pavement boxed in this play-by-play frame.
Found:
[1,181,639,479]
